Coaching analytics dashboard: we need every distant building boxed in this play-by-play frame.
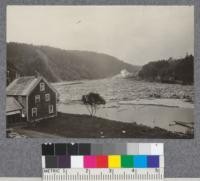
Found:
[7,76,58,123]
[120,69,134,78]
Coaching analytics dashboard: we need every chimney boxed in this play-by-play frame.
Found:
[35,71,41,78]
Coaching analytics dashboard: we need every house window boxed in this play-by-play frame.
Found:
[35,95,40,104]
[49,105,54,114]
[32,108,37,117]
[45,94,50,102]
[40,82,45,91]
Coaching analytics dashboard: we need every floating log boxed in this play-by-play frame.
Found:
[174,121,193,129]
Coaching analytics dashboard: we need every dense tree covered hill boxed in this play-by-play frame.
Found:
[7,42,140,83]
[138,55,194,85]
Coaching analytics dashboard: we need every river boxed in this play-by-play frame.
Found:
[53,76,194,134]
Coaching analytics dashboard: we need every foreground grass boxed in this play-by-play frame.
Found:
[25,112,193,138]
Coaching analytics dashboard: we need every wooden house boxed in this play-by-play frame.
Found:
[7,76,58,122]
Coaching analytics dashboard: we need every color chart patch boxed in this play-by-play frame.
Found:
[42,143,164,169]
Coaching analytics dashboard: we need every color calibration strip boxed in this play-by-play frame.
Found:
[42,143,163,169]
[42,143,164,181]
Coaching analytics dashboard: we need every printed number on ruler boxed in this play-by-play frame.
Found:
[43,168,164,181]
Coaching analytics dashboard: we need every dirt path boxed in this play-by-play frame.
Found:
[14,128,63,138]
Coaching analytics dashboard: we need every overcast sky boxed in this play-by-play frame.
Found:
[7,6,194,65]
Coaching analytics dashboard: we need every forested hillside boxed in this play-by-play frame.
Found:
[7,42,140,83]
[138,55,194,85]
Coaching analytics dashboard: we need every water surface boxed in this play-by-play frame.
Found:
[54,77,194,134]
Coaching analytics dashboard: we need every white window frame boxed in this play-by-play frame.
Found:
[35,95,40,104]
[45,93,50,102]
[32,108,37,117]
[40,82,45,91]
[49,105,54,114]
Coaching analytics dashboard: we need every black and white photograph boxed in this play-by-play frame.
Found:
[6,5,194,138]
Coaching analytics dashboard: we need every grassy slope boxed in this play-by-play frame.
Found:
[25,112,193,139]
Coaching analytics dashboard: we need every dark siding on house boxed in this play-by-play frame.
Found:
[28,79,57,122]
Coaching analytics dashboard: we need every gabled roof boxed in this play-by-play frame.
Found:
[6,76,58,96]
[7,76,39,96]
[6,97,23,114]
